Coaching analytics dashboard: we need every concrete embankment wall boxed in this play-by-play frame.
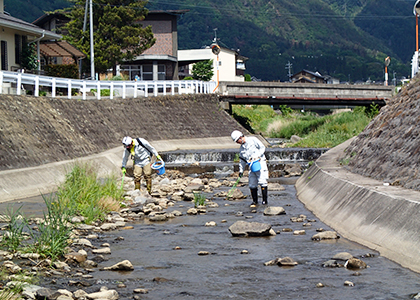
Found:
[0,93,246,202]
[296,138,420,273]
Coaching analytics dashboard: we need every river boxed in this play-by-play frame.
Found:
[4,181,420,300]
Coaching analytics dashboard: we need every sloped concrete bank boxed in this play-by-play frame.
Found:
[295,138,420,273]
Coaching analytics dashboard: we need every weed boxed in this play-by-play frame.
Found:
[0,206,27,253]
[193,192,206,208]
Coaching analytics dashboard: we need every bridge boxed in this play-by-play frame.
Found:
[218,81,393,113]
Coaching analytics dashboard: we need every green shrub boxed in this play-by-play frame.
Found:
[44,64,79,79]
[193,192,206,208]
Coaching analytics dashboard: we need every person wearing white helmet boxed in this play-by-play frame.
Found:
[231,130,269,206]
[121,136,162,194]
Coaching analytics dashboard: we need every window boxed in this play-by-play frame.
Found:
[142,64,153,80]
[158,64,166,80]
[15,34,21,64]
[1,41,7,71]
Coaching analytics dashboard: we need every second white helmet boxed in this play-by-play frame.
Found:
[231,130,243,142]
[122,136,132,147]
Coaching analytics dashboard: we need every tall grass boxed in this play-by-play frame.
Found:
[232,104,374,148]
[57,163,123,224]
[0,206,27,253]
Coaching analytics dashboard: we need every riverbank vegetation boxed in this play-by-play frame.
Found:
[0,164,123,259]
[232,104,379,148]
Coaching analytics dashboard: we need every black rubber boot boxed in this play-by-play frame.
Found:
[261,186,268,205]
[250,188,258,207]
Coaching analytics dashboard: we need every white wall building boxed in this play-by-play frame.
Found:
[178,46,248,82]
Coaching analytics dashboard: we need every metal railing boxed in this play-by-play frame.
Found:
[0,71,216,100]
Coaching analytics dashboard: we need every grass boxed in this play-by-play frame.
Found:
[0,163,124,263]
[232,104,377,148]
[193,192,206,208]
[57,163,124,224]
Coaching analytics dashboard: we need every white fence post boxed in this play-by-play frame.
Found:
[17,73,22,95]
[0,71,3,94]
[145,82,148,97]
[83,81,86,100]
[97,81,101,100]
[154,81,158,97]
[171,82,175,95]
[35,77,39,96]
[68,80,72,99]
[51,78,56,98]
[134,81,138,98]
[123,82,126,99]
[110,82,114,100]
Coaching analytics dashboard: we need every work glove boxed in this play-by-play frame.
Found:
[121,167,126,175]
[239,172,243,178]
[156,154,162,161]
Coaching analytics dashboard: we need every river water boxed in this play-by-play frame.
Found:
[5,181,420,300]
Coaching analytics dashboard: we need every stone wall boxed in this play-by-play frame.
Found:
[342,75,420,191]
[0,94,245,171]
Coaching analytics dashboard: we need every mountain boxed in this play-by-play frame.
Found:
[5,0,414,82]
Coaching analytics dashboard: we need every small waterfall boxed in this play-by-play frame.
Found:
[160,147,329,177]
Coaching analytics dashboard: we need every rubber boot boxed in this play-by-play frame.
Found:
[135,181,141,190]
[261,186,268,205]
[250,188,258,207]
[146,179,152,195]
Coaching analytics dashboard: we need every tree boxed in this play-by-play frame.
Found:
[61,0,155,76]
[20,43,39,71]
[192,60,214,81]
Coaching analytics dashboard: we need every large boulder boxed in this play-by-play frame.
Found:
[228,221,275,237]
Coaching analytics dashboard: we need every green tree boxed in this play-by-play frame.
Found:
[20,43,39,70]
[192,59,214,81]
[60,0,155,76]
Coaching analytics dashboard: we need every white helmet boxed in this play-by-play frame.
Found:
[231,130,243,142]
[122,136,132,147]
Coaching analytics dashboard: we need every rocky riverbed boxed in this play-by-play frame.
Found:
[2,170,420,300]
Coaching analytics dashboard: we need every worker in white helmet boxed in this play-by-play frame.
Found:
[121,136,162,194]
[231,130,269,206]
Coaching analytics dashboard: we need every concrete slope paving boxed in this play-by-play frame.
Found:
[296,137,420,273]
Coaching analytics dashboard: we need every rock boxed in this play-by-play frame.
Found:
[345,258,367,269]
[205,221,216,227]
[102,260,134,271]
[322,260,341,268]
[100,223,117,231]
[53,261,70,270]
[277,257,298,266]
[284,163,302,176]
[293,230,306,235]
[267,182,285,191]
[36,288,62,300]
[198,251,210,255]
[92,247,111,255]
[64,252,87,264]
[316,283,325,288]
[241,250,249,254]
[187,208,198,215]
[344,280,355,287]
[311,231,339,240]
[333,252,353,261]
[226,189,247,200]
[72,238,93,248]
[133,288,148,294]
[228,221,274,237]
[86,289,119,300]
[263,206,286,216]
[290,135,302,143]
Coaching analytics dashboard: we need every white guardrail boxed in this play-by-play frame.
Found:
[0,71,216,100]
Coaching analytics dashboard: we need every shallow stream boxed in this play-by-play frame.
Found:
[4,182,420,300]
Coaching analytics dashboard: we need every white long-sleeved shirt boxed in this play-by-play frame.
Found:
[238,136,266,173]
[122,138,159,168]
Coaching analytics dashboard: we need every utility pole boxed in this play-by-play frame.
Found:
[89,0,95,80]
[285,61,293,82]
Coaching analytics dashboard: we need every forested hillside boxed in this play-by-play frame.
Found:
[5,0,415,82]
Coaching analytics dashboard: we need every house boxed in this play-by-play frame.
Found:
[32,13,85,70]
[118,10,188,81]
[291,69,339,84]
[178,45,248,82]
[0,0,61,72]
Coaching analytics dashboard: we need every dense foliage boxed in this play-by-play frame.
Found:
[6,0,414,82]
[192,59,214,81]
